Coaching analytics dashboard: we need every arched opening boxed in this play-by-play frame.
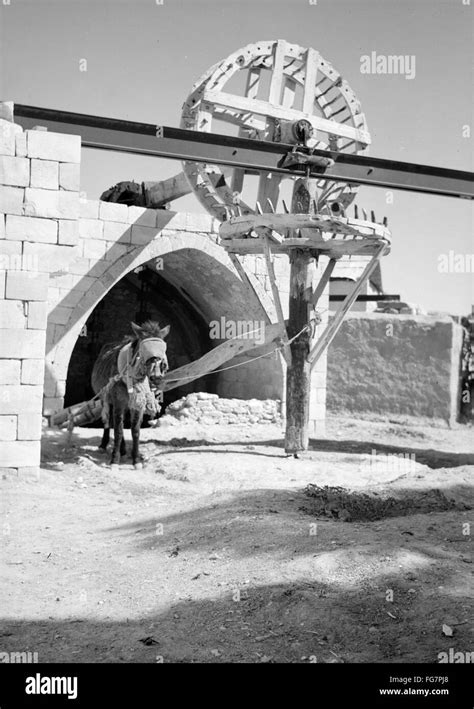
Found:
[64,262,214,417]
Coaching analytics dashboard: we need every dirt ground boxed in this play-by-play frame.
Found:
[1,414,473,663]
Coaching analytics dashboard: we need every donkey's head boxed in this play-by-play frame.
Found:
[131,320,170,386]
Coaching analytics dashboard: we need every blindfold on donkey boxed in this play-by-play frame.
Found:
[91,320,170,469]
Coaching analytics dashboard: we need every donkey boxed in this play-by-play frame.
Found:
[91,321,170,469]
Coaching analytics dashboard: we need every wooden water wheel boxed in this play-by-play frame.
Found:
[180,39,371,220]
[181,40,389,454]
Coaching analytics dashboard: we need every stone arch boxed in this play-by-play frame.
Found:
[45,232,281,414]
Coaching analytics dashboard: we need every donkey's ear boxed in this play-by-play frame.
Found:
[160,324,170,339]
[131,322,143,337]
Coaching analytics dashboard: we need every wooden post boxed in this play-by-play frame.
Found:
[284,177,319,454]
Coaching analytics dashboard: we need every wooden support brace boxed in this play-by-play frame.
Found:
[310,257,337,307]
[307,243,387,369]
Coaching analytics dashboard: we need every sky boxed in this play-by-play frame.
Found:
[0,0,472,314]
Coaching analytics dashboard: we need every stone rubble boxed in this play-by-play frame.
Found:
[158,392,282,426]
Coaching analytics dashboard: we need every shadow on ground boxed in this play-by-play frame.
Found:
[1,571,471,663]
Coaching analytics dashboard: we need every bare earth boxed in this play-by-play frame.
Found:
[1,415,473,664]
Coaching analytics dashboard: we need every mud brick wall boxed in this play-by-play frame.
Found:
[327,312,464,424]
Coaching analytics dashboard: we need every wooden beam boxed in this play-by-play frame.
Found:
[142,172,192,207]
[231,66,262,196]
[284,178,319,454]
[220,212,389,238]
[310,257,337,307]
[202,89,371,144]
[302,47,319,114]
[163,322,285,391]
[262,236,291,366]
[307,244,387,369]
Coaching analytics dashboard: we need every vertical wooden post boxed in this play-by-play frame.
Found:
[284,177,319,454]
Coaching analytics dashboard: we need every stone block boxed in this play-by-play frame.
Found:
[0,119,18,156]
[156,210,184,230]
[22,242,78,272]
[185,212,214,232]
[17,413,42,440]
[59,162,80,191]
[26,130,81,163]
[21,359,44,385]
[5,272,48,301]
[47,305,73,326]
[79,218,103,240]
[15,133,27,157]
[79,199,99,219]
[82,238,106,260]
[5,214,58,243]
[58,219,78,245]
[0,186,24,215]
[0,359,21,384]
[30,159,59,189]
[0,385,43,414]
[99,201,129,222]
[24,188,79,219]
[104,243,129,260]
[128,206,157,227]
[130,225,157,245]
[0,300,26,328]
[0,155,29,187]
[0,241,22,258]
[66,258,94,276]
[43,397,63,415]
[103,220,131,242]
[0,415,17,440]
[0,440,41,467]
[27,301,48,329]
[0,329,45,358]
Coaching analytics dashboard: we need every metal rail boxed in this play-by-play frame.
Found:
[13,104,474,200]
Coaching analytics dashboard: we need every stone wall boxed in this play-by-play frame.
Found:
[0,110,80,477]
[327,312,463,424]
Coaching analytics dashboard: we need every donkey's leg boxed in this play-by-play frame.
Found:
[111,399,126,468]
[130,408,144,469]
[99,427,110,451]
[99,403,111,451]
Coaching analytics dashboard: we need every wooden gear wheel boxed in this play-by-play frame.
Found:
[180,39,371,222]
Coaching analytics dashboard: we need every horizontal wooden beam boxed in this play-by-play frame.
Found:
[163,322,285,391]
[202,89,371,145]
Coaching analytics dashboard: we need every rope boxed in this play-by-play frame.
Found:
[165,323,311,384]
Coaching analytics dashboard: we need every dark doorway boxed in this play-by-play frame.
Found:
[64,264,214,417]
